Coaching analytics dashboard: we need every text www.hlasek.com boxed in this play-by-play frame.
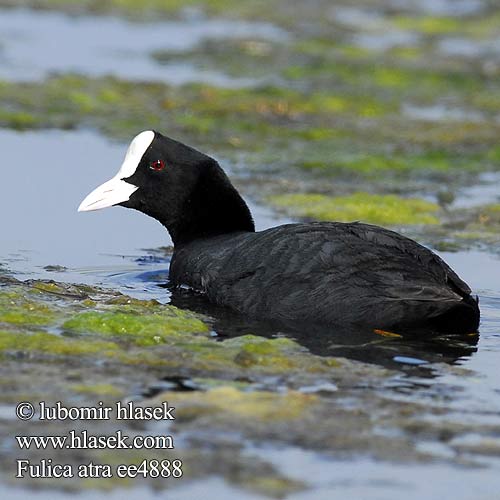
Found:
[16,430,174,450]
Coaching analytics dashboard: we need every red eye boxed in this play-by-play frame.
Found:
[150,159,166,171]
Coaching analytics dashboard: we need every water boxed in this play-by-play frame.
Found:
[2,130,500,423]
[1,127,500,499]
[1,4,500,499]
[264,446,500,500]
[453,172,500,209]
[0,8,287,87]
[0,128,167,290]
[330,1,498,58]
[0,128,292,299]
[402,103,486,123]
[391,0,485,16]
[439,37,500,58]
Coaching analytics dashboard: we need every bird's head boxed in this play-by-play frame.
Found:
[78,130,254,244]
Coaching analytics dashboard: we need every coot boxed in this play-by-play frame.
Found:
[79,131,480,334]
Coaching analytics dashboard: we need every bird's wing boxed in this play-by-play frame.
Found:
[208,222,469,324]
[345,222,471,296]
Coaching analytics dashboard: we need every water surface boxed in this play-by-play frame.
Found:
[0,8,287,86]
[1,3,500,498]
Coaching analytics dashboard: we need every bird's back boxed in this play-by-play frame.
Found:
[170,222,478,331]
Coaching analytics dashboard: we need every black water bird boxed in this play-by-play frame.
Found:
[78,131,480,334]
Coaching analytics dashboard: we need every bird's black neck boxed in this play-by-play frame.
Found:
[166,163,255,246]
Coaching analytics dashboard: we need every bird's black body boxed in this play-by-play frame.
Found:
[170,222,478,332]
[79,130,480,334]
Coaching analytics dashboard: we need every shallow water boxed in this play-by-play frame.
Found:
[1,3,500,498]
[402,103,486,123]
[0,8,287,87]
[401,0,484,16]
[2,127,500,417]
[3,128,500,494]
[0,129,293,301]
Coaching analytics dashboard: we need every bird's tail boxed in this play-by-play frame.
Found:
[427,294,480,334]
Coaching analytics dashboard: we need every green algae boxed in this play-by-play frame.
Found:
[298,150,482,175]
[0,0,279,21]
[62,307,209,346]
[152,38,280,79]
[0,65,496,182]
[0,307,55,327]
[418,202,500,252]
[0,330,118,357]
[190,377,254,391]
[178,334,341,375]
[268,193,440,225]
[391,13,500,38]
[226,334,302,353]
[455,204,500,237]
[240,475,305,499]
[154,385,318,421]
[69,383,124,397]
[0,110,41,129]
[0,278,213,367]
[230,335,304,369]
[0,278,341,376]
[2,2,500,494]
[0,71,497,192]
[0,290,59,327]
[392,15,462,35]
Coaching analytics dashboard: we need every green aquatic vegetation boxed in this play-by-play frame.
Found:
[0,74,396,161]
[187,84,391,118]
[0,0,188,15]
[380,119,500,154]
[0,2,496,209]
[388,46,424,61]
[0,110,41,129]
[228,335,302,354]
[406,202,500,252]
[485,204,500,213]
[268,193,440,225]
[0,74,497,180]
[0,3,499,492]
[0,290,58,327]
[2,279,329,375]
[69,383,124,397]
[0,330,118,356]
[154,385,318,421]
[29,281,67,294]
[152,38,282,79]
[228,335,304,369]
[62,306,209,346]
[468,204,500,231]
[0,278,214,366]
[0,0,277,20]
[180,334,341,374]
[190,377,255,391]
[298,149,487,176]
[392,15,462,35]
[486,146,500,163]
[104,295,162,308]
[0,75,168,134]
[463,11,500,38]
[391,12,500,38]
[0,306,55,327]
[241,475,305,499]
[283,58,483,100]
